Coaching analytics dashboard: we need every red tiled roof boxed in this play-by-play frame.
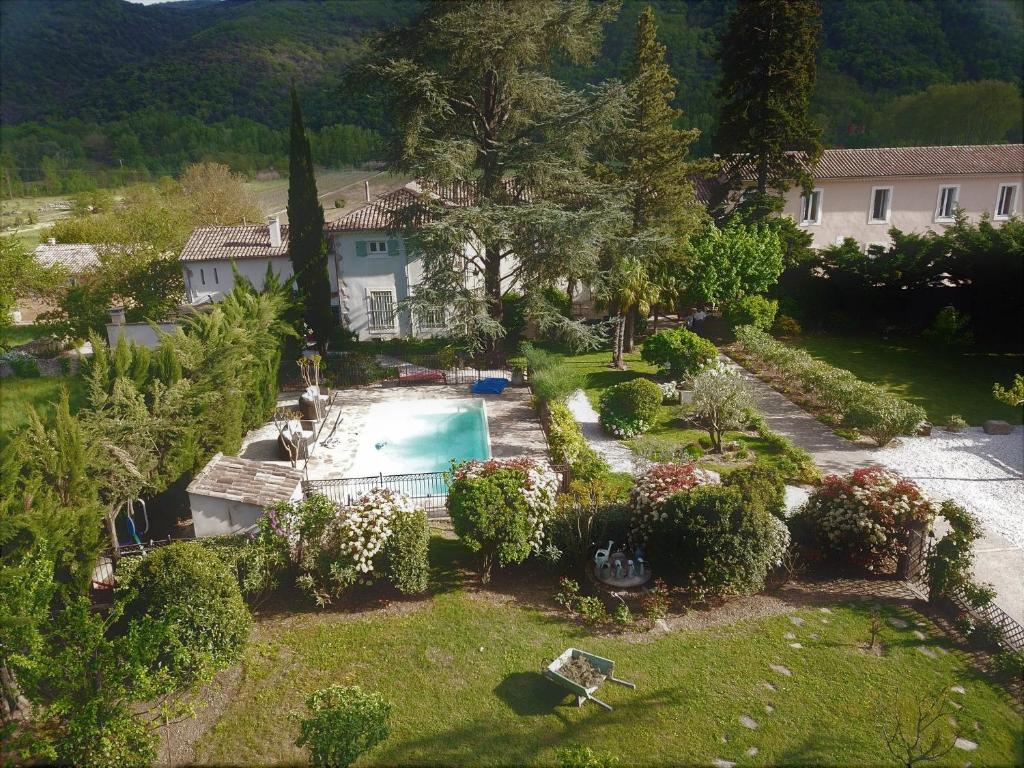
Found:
[326,188,430,232]
[813,144,1023,179]
[179,224,289,262]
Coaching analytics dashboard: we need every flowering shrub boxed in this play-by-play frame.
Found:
[790,467,937,570]
[448,458,559,581]
[629,462,720,543]
[641,327,718,379]
[598,378,662,438]
[263,490,428,604]
[690,362,753,452]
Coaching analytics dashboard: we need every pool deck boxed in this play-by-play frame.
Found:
[238,383,550,481]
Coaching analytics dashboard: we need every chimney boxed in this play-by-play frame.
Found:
[109,306,125,325]
[364,180,370,202]
[268,216,282,248]
[47,237,56,245]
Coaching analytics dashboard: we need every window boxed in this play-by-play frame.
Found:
[368,240,388,255]
[419,306,445,329]
[935,185,959,221]
[799,190,822,225]
[200,268,206,286]
[213,267,219,284]
[995,183,1019,219]
[367,290,395,331]
[869,187,892,223]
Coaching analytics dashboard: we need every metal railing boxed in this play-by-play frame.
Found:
[304,464,571,519]
[323,351,510,388]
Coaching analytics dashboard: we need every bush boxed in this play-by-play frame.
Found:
[791,467,937,571]
[734,325,926,445]
[598,378,662,438]
[296,685,392,768]
[690,362,754,452]
[382,507,430,595]
[195,533,289,604]
[629,462,721,541]
[546,400,609,481]
[447,459,559,581]
[116,541,252,686]
[1,349,40,377]
[557,744,620,768]
[724,295,778,331]
[923,305,973,347]
[531,365,584,404]
[640,327,718,379]
[926,500,986,601]
[723,463,786,519]
[992,373,1024,407]
[548,479,630,568]
[945,414,968,432]
[772,314,802,338]
[634,485,790,595]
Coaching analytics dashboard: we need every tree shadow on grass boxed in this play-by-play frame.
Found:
[494,672,569,716]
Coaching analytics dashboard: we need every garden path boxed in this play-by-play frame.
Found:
[724,355,1024,627]
[566,389,646,474]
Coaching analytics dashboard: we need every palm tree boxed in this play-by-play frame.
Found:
[606,256,658,370]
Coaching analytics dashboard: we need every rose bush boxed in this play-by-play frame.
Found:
[790,467,937,570]
[628,462,721,543]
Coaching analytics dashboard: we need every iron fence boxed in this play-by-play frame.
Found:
[323,351,510,389]
[304,464,570,519]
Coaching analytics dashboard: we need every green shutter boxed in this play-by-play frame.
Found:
[387,238,401,258]
[355,241,367,258]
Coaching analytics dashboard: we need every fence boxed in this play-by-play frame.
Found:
[322,350,511,389]
[904,528,1024,652]
[304,464,570,520]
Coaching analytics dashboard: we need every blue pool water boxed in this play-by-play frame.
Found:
[346,398,490,479]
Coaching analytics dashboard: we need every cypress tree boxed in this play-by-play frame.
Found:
[287,86,332,353]
[713,0,822,216]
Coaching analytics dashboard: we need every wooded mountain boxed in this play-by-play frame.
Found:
[2,0,1021,191]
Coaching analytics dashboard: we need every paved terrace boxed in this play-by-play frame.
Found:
[239,383,550,480]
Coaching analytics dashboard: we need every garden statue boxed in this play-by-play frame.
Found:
[594,541,613,573]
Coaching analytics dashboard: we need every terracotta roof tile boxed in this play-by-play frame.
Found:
[179,224,289,262]
[187,452,303,507]
[326,188,430,232]
[33,243,99,274]
[813,144,1023,179]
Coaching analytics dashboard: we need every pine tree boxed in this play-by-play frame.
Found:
[287,86,333,354]
[713,0,822,217]
[372,0,627,350]
[599,5,705,365]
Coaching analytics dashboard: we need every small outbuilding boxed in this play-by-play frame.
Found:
[187,452,303,538]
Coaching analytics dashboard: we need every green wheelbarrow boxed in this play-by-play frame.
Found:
[543,648,636,711]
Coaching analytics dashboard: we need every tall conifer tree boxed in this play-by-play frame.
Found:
[713,0,822,218]
[287,86,332,353]
[600,5,704,365]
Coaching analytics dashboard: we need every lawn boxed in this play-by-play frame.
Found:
[196,538,1022,766]
[0,373,87,446]
[2,323,51,348]
[790,335,1024,426]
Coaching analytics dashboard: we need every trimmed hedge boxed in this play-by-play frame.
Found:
[724,295,778,331]
[546,400,609,481]
[640,327,718,379]
[734,325,926,446]
[598,378,662,438]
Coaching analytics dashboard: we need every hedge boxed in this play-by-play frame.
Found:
[545,400,609,481]
[734,325,926,445]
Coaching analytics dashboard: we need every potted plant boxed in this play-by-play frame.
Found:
[508,356,528,386]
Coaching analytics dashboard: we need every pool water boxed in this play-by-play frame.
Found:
[345,398,491,478]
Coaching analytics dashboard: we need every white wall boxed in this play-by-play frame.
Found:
[781,172,1023,250]
[188,486,302,539]
[106,321,182,349]
[181,256,340,309]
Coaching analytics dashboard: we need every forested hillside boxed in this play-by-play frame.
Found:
[1,0,1021,194]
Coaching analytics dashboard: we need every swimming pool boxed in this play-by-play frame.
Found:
[345,398,491,478]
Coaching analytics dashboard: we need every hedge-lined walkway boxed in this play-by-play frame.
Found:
[723,353,1024,627]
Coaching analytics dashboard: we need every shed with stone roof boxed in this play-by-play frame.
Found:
[187,452,303,538]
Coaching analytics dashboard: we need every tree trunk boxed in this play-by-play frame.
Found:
[624,306,638,352]
[483,244,503,323]
[611,313,626,370]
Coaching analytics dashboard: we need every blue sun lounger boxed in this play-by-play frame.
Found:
[471,377,510,394]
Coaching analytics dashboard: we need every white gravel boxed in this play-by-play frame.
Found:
[566,389,644,474]
[874,428,1024,548]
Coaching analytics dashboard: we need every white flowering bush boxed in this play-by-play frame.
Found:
[263,490,428,605]
[790,467,937,571]
[448,458,559,581]
[629,462,721,544]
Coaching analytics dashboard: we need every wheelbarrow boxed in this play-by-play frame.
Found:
[543,648,636,711]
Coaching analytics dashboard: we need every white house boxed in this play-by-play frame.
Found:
[186,452,303,538]
[178,182,506,341]
[777,144,1023,251]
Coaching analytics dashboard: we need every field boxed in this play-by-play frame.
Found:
[195,538,1022,767]
[790,335,1024,426]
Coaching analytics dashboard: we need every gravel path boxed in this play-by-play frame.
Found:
[566,389,644,474]
[877,429,1024,549]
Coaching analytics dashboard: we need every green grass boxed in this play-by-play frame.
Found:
[0,374,87,446]
[2,323,51,348]
[197,538,1021,766]
[791,335,1024,426]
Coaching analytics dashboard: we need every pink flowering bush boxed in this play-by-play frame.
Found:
[791,467,937,570]
[263,490,429,605]
[629,462,721,543]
